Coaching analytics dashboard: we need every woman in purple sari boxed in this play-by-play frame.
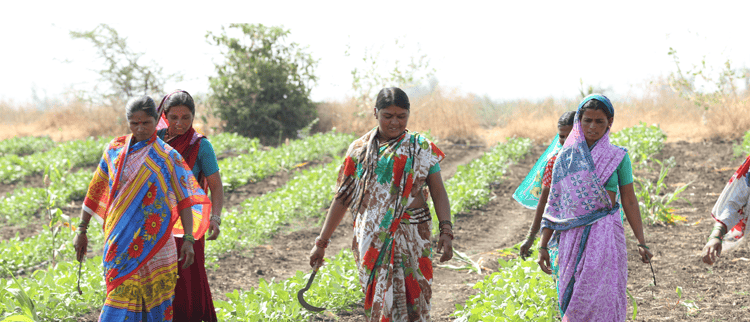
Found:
[537,94,652,321]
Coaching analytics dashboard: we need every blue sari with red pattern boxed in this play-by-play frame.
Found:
[83,132,210,321]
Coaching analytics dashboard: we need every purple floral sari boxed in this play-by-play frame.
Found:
[541,94,628,321]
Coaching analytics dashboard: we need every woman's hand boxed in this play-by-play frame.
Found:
[702,238,723,265]
[537,248,552,274]
[309,245,325,268]
[437,233,453,262]
[206,221,220,240]
[638,245,653,263]
[178,241,195,269]
[73,233,88,262]
[519,237,534,260]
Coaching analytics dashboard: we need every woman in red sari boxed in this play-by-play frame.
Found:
[156,90,223,322]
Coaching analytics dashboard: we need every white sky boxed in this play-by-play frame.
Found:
[2,1,750,107]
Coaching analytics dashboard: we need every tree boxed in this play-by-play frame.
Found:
[206,24,318,144]
[346,37,435,111]
[667,47,746,111]
[70,24,177,105]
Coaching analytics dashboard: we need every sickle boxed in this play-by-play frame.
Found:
[297,265,325,312]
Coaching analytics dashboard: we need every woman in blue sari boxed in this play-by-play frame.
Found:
[73,96,210,321]
[515,111,575,261]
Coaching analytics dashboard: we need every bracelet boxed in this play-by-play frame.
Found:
[78,221,89,229]
[76,228,87,235]
[315,236,330,249]
[439,220,453,229]
[440,230,454,240]
[637,244,649,250]
[183,234,196,244]
[710,235,723,243]
[539,246,549,251]
[210,215,221,225]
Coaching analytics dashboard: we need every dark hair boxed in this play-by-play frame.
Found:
[375,87,410,111]
[125,95,158,121]
[578,99,614,120]
[558,111,576,127]
[162,91,196,116]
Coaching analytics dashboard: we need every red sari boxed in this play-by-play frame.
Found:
[158,121,217,321]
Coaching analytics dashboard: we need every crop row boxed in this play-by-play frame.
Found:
[219,132,355,189]
[0,136,110,184]
[445,137,532,215]
[206,160,340,258]
[209,132,261,157]
[0,136,55,157]
[0,254,106,321]
[0,168,91,224]
[215,249,361,321]
[0,132,260,186]
[452,244,559,322]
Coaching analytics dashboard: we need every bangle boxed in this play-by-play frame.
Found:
[315,236,330,249]
[183,234,196,244]
[539,246,549,251]
[440,230,454,240]
[210,215,221,225]
[76,229,87,235]
[439,220,453,229]
[78,221,89,229]
[637,244,649,249]
[710,235,723,243]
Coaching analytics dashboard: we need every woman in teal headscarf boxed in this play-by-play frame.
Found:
[537,94,652,321]
[515,111,575,262]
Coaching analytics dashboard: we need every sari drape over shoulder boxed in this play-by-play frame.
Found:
[83,133,210,321]
[336,129,444,322]
[513,134,562,209]
[541,94,629,321]
[712,154,750,251]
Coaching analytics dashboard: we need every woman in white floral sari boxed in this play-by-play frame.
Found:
[309,87,454,321]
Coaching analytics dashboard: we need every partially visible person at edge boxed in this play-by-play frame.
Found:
[73,95,211,321]
[156,90,223,322]
[309,87,453,321]
[537,94,653,321]
[514,111,576,270]
[702,145,750,265]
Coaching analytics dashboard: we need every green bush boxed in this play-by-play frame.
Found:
[734,130,750,157]
[206,24,318,144]
[610,122,667,166]
[453,245,559,322]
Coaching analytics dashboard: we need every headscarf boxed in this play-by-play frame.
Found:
[156,90,211,238]
[156,90,204,170]
[541,94,626,231]
[513,134,562,209]
[540,94,627,315]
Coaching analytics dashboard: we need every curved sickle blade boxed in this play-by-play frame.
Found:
[297,266,325,312]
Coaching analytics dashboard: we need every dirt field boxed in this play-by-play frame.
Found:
[69,139,750,321]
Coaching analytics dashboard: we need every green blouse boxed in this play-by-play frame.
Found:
[604,152,633,192]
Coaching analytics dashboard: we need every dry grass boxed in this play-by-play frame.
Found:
[317,87,482,144]
[472,80,750,146]
[0,99,222,141]
[4,80,750,146]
